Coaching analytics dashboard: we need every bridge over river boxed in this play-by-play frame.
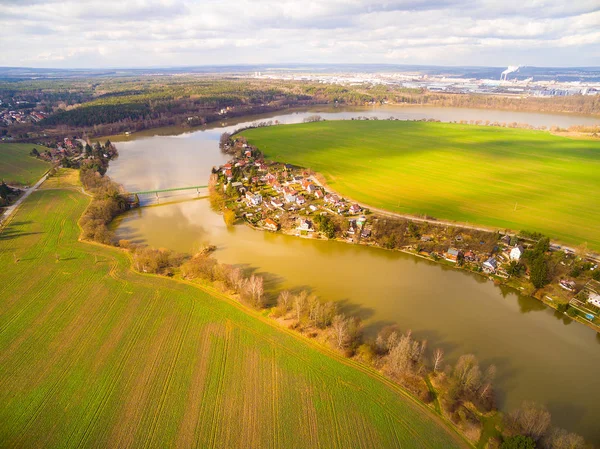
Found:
[128,185,208,206]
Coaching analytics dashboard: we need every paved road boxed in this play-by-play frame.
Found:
[0,172,49,227]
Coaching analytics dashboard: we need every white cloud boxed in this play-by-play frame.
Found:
[0,0,598,67]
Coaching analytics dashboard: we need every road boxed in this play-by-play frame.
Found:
[0,172,49,227]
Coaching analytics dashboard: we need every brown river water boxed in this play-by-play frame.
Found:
[108,106,600,442]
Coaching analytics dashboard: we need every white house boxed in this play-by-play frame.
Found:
[510,245,524,261]
[246,192,262,206]
[297,219,314,232]
[588,292,600,308]
[483,257,498,273]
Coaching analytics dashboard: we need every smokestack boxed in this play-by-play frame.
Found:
[501,65,520,81]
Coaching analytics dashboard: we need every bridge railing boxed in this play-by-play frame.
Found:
[131,185,208,195]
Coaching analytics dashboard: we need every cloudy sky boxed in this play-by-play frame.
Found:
[1,0,599,68]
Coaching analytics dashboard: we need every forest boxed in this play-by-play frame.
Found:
[2,76,599,141]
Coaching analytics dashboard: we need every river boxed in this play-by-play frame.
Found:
[108,106,600,442]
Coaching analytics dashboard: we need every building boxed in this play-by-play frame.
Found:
[264,218,279,231]
[246,192,262,206]
[297,219,314,232]
[483,257,498,273]
[445,247,462,263]
[559,279,576,292]
[271,198,284,208]
[349,204,361,214]
[314,190,324,199]
[510,245,525,261]
[324,193,340,204]
[464,250,477,262]
[283,187,297,203]
[296,195,306,206]
[588,292,600,308]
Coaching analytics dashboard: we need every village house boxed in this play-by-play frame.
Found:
[283,187,297,203]
[483,257,498,273]
[301,179,312,190]
[306,184,319,194]
[361,227,372,238]
[421,235,433,242]
[297,219,314,232]
[231,181,245,193]
[356,215,367,227]
[510,245,525,261]
[296,195,306,206]
[464,250,477,262]
[349,204,361,215]
[314,190,324,199]
[309,204,318,212]
[225,169,233,182]
[264,218,279,231]
[222,163,232,174]
[244,150,252,157]
[445,247,462,263]
[271,198,284,208]
[559,279,576,292]
[588,292,600,308]
[246,192,263,206]
[347,219,357,235]
[324,193,340,204]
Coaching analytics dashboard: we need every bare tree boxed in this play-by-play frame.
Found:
[277,290,292,312]
[543,427,586,449]
[479,365,497,399]
[246,274,265,307]
[453,354,482,392]
[331,314,349,349]
[433,348,444,373]
[293,291,308,322]
[508,401,552,441]
[226,266,245,293]
[386,331,425,377]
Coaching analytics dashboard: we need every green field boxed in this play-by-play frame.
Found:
[242,121,600,250]
[0,176,466,448]
[0,143,51,186]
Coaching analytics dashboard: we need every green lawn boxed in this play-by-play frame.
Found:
[0,178,466,448]
[242,121,600,250]
[0,143,51,186]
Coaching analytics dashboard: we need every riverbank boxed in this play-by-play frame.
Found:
[215,130,600,333]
